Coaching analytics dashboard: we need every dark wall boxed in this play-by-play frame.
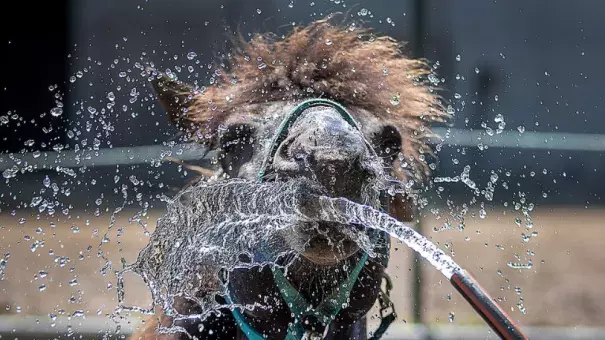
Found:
[420,1,605,205]
[0,1,69,154]
[2,0,603,207]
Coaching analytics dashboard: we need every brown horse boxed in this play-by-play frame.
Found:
[131,17,449,340]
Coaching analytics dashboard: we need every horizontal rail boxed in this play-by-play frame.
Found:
[1,128,604,172]
[0,315,140,335]
[378,324,605,340]
[0,143,210,172]
[431,127,605,151]
[0,316,602,340]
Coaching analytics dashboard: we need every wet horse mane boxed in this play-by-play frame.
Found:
[150,17,450,180]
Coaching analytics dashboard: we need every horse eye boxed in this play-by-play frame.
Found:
[218,123,256,177]
[374,125,402,162]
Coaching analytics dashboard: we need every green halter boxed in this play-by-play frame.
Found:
[226,98,395,339]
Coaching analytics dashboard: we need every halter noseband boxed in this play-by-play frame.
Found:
[257,98,372,183]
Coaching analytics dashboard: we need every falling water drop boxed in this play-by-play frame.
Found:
[50,108,63,117]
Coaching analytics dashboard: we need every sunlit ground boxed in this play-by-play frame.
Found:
[1,204,603,333]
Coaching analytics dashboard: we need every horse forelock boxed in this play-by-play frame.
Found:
[157,16,451,181]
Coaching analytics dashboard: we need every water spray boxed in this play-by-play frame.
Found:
[128,98,531,339]
[318,196,530,340]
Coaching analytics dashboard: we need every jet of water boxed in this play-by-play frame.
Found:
[314,195,461,279]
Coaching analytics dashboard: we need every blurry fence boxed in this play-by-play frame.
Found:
[4,127,605,172]
[1,316,605,340]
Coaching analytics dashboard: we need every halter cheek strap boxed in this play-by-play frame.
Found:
[226,98,395,340]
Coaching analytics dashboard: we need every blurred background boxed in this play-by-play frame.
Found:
[1,0,604,339]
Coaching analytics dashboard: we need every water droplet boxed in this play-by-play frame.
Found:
[43,176,51,187]
[325,39,333,46]
[449,312,455,322]
[455,54,461,62]
[187,52,198,60]
[50,108,63,117]
[256,8,262,14]
[2,167,18,179]
[507,261,533,269]
[72,310,85,318]
[358,8,368,16]
[31,197,43,207]
[517,125,525,133]
[474,67,480,74]
[389,95,400,106]
[39,284,47,291]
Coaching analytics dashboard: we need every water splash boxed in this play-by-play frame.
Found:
[118,177,461,325]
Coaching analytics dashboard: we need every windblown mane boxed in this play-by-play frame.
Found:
[151,17,450,180]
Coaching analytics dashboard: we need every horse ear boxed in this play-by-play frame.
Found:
[146,67,197,130]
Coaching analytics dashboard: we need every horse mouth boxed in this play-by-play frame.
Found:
[299,221,362,265]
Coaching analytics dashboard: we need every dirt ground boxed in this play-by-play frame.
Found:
[0,204,603,329]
